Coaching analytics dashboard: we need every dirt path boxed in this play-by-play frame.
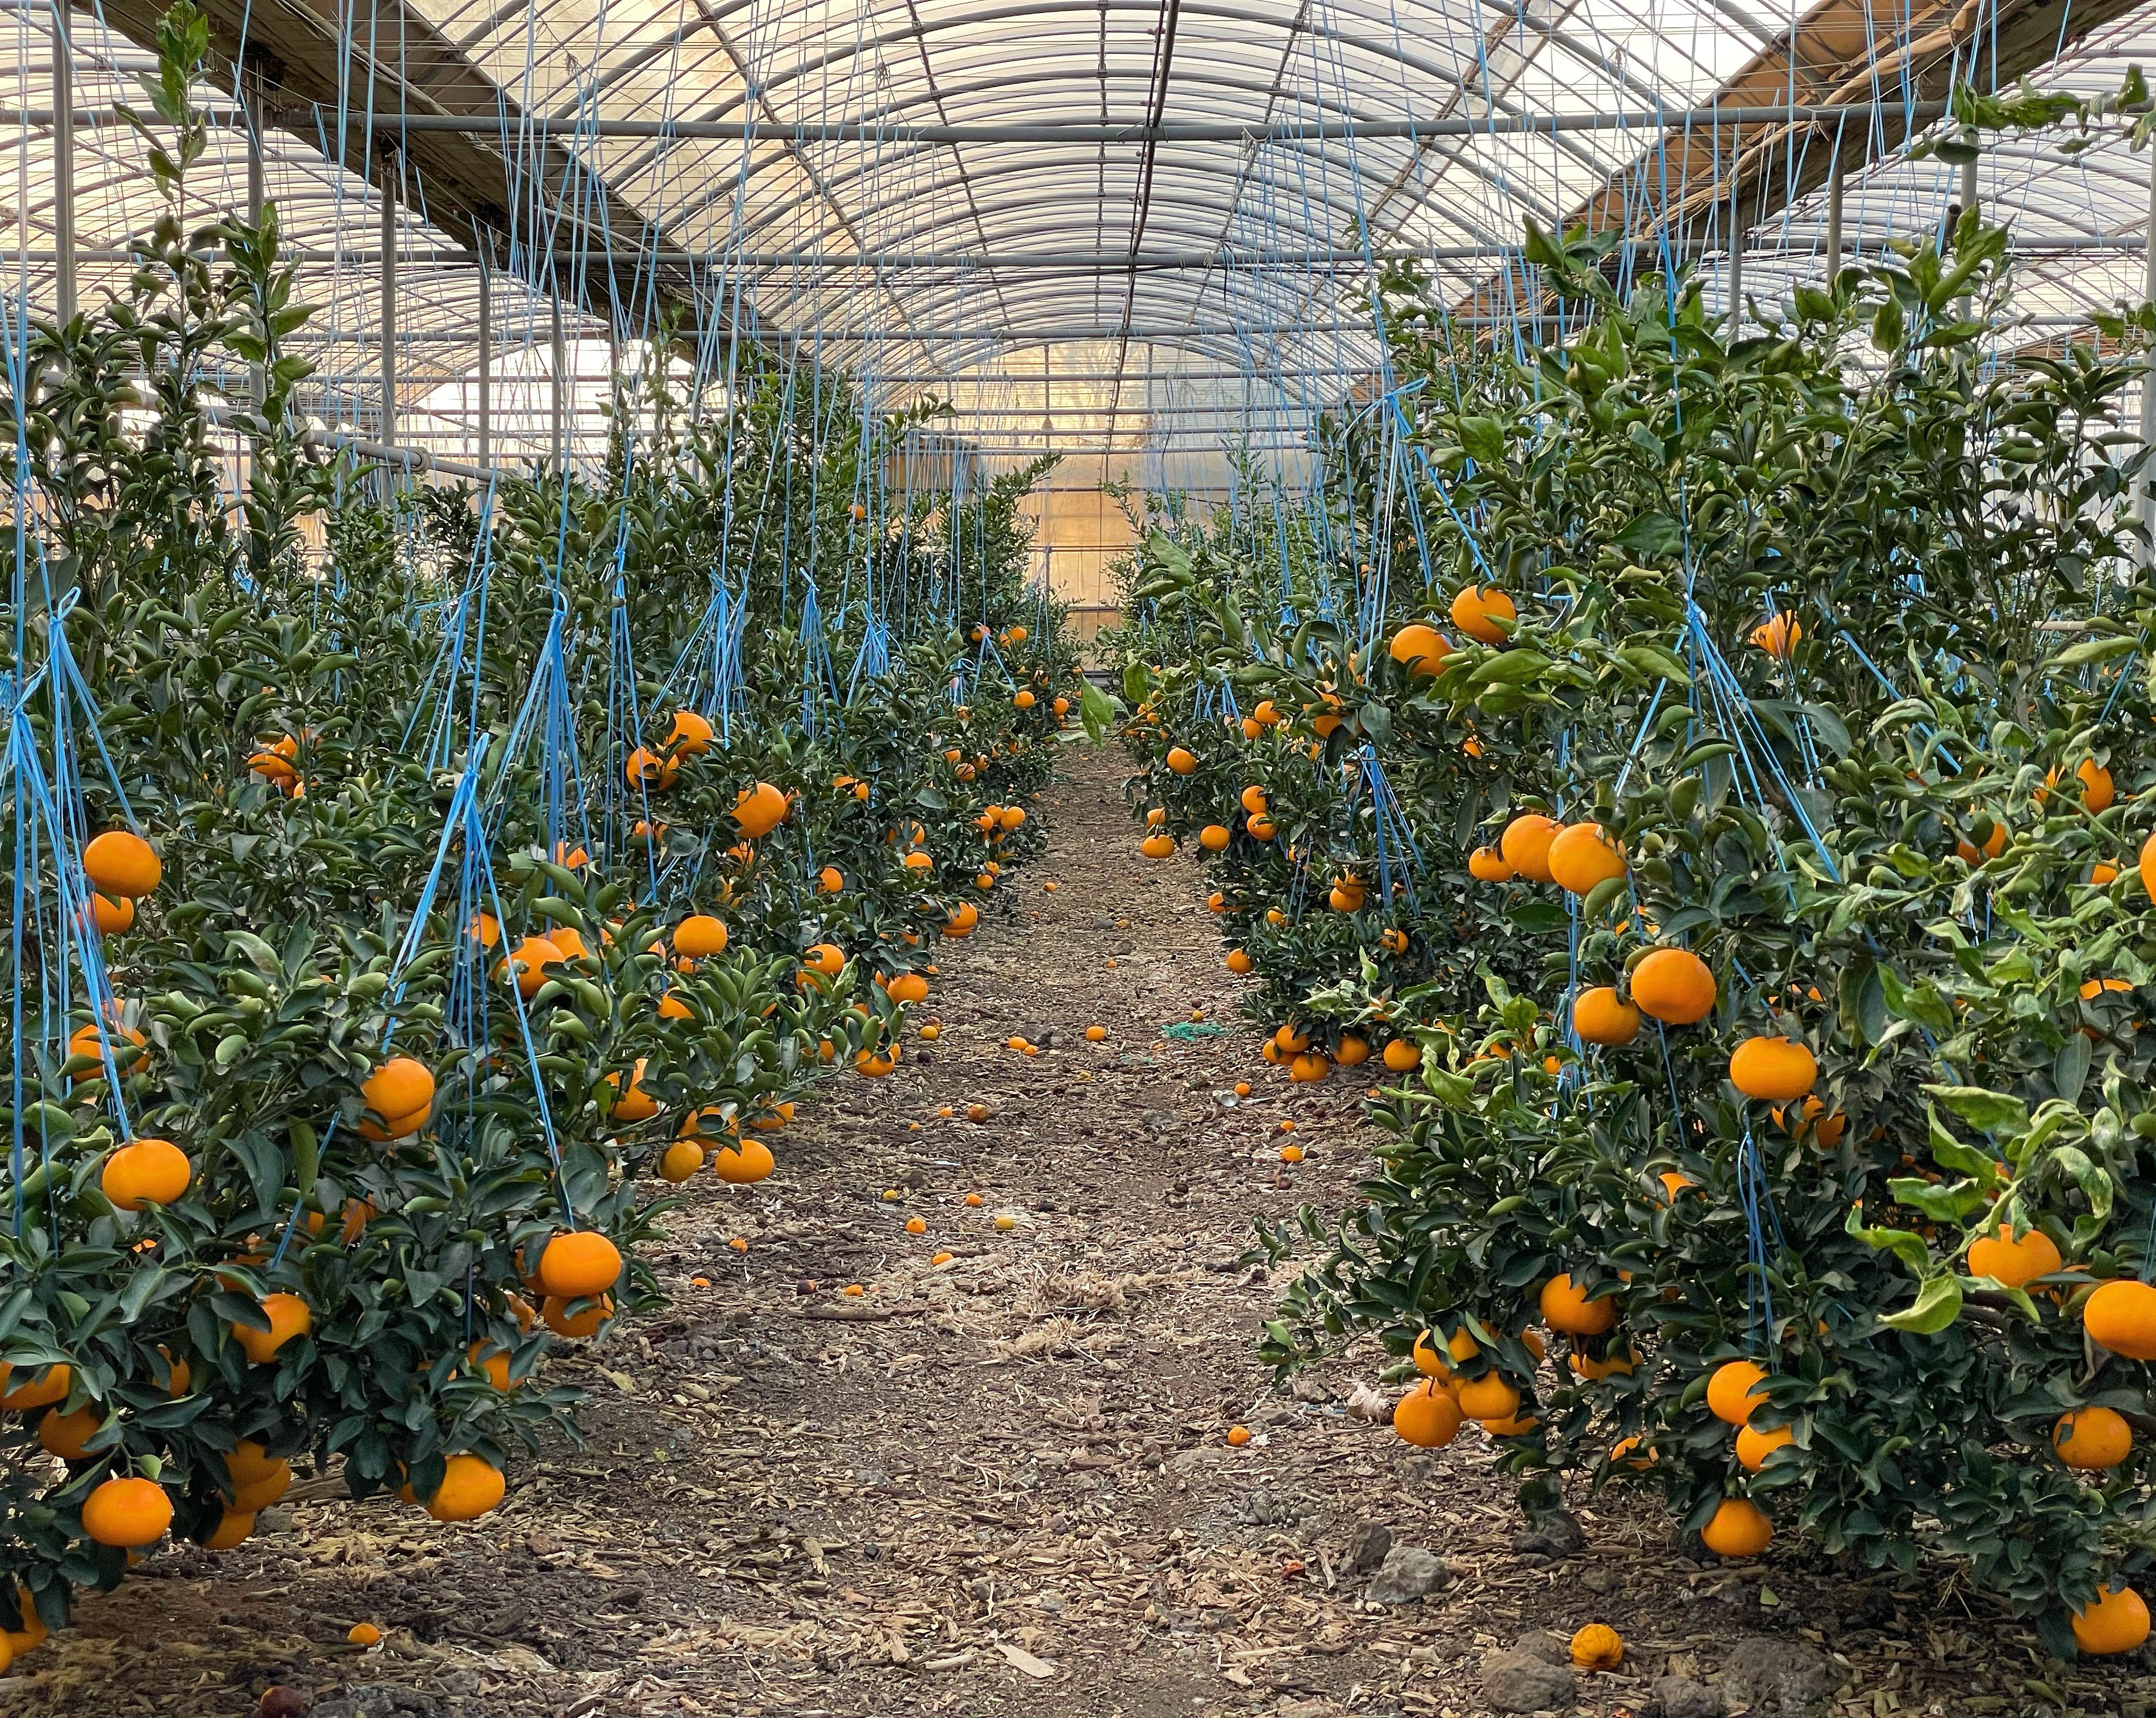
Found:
[19,745,2156,1718]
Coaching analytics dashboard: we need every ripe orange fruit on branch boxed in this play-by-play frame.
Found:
[359,1057,435,1140]
[1499,814,1561,883]
[1381,1038,1421,1072]
[2041,758,2114,813]
[2054,1406,2132,1470]
[38,1404,103,1462]
[84,830,161,898]
[1140,832,1176,858]
[1955,820,2008,864]
[1967,1223,2062,1288]
[540,1232,622,1299]
[1630,949,1716,1024]
[201,1511,254,1550]
[1707,1360,1769,1427]
[543,1294,611,1337]
[2083,1279,2156,1360]
[82,1476,172,1547]
[606,1060,660,1123]
[235,1293,312,1364]
[1388,623,1451,674]
[1539,1274,1616,1336]
[714,1139,776,1184]
[250,733,299,785]
[731,781,789,837]
[1547,823,1625,894]
[1454,1373,1520,1421]
[0,1363,71,1410]
[2073,1584,2150,1654]
[667,709,714,756]
[1392,1380,1463,1448]
[625,747,678,790]
[502,935,561,998]
[1772,1094,1845,1149]
[428,1453,507,1522]
[1166,747,1196,774]
[1572,987,1639,1046]
[101,1138,191,1211]
[1735,1423,1793,1472]
[1700,1498,1771,1559]
[1449,585,1515,644]
[675,914,729,958]
[1750,612,1800,659]
[1467,845,1514,882]
[1728,1036,1817,1102]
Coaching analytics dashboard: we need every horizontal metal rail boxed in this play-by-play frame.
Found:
[0,98,1961,144]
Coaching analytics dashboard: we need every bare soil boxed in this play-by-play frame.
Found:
[13,745,2156,1718]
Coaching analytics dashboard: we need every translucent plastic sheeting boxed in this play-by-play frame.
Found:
[1,0,2151,482]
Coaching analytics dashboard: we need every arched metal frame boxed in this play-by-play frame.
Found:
[0,0,2147,490]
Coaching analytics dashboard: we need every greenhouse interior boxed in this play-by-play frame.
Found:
[10,0,2156,1710]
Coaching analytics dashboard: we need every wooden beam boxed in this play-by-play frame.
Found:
[85,0,697,335]
[1454,0,2149,324]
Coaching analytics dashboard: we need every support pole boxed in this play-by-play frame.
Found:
[379,148,396,456]
[475,243,491,469]
[1726,126,1742,343]
[2140,141,2156,551]
[50,1,72,325]
[243,69,264,405]
[1824,151,1844,283]
[551,283,567,473]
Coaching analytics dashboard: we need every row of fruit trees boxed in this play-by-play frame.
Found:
[1100,99,2156,1656]
[0,3,1091,1664]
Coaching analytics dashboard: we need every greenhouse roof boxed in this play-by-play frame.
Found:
[6,0,2154,484]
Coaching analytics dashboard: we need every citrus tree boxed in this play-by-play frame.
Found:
[1113,153,2156,1654]
[0,2,1077,1660]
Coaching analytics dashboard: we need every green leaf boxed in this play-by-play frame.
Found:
[1879,966,1953,1035]
[1924,1106,1998,1181]
[2054,1032,2092,1105]
[1879,1273,1962,1334]
[1846,1202,1930,1273]
[2049,634,2138,667]
[1924,1085,2031,1137]
[1121,662,1150,707]
[1886,1177,1987,1222]
[1617,643,1692,686]
[1872,296,1904,352]
[1614,513,1681,558]
[1079,681,1117,743]
[2048,1145,2115,1219]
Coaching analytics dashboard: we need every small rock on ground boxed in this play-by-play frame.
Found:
[1652,1673,1725,1718]
[1365,1544,1447,1605]
[1344,1520,1392,1573]
[1479,1633,1578,1714]
[1721,1636,1840,1716]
